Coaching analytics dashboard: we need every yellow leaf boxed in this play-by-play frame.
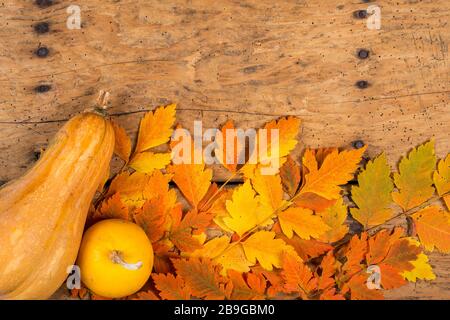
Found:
[215,244,253,276]
[242,231,294,271]
[191,236,253,275]
[135,104,176,154]
[210,190,235,233]
[300,147,367,200]
[392,141,436,211]
[401,239,435,282]
[129,152,171,173]
[223,181,272,237]
[167,163,212,209]
[318,198,349,243]
[111,121,131,162]
[278,206,330,239]
[251,170,286,212]
[214,120,244,173]
[351,154,394,227]
[434,154,450,210]
[263,116,301,159]
[412,206,450,253]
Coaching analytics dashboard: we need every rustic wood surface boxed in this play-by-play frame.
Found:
[0,0,449,299]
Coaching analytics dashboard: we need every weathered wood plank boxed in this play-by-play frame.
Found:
[0,0,449,299]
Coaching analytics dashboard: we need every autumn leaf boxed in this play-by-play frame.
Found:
[401,239,435,282]
[129,152,171,173]
[281,253,317,299]
[280,235,333,261]
[344,274,384,300]
[280,156,301,198]
[172,258,230,299]
[133,290,160,300]
[351,154,394,228]
[412,206,450,253]
[111,121,131,162]
[434,154,450,210]
[170,210,213,252]
[278,206,330,239]
[191,236,253,275]
[214,120,244,173]
[242,231,295,271]
[392,140,436,211]
[227,270,266,300]
[93,192,129,221]
[341,233,368,276]
[135,103,176,154]
[167,163,212,209]
[133,196,167,243]
[152,273,191,300]
[223,181,272,237]
[317,251,337,291]
[317,198,349,243]
[261,116,301,160]
[251,169,286,212]
[300,147,366,200]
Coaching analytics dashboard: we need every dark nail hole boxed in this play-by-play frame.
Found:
[357,49,370,59]
[33,151,42,161]
[34,84,51,93]
[34,22,50,34]
[35,0,53,8]
[0,180,7,187]
[356,80,369,89]
[35,47,49,57]
[353,10,368,19]
[352,140,365,149]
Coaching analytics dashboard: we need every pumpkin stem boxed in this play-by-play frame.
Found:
[110,250,143,271]
[88,90,111,116]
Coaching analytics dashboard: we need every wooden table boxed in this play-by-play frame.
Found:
[1,0,449,299]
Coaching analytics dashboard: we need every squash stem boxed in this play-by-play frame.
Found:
[110,250,142,271]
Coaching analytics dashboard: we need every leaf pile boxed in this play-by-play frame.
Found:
[74,104,450,300]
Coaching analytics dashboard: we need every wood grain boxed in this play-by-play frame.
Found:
[0,0,449,299]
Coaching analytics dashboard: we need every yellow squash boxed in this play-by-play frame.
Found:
[0,109,114,299]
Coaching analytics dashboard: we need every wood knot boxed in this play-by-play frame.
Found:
[352,140,365,149]
[353,10,368,19]
[35,47,49,58]
[34,84,52,93]
[35,0,53,8]
[357,49,370,59]
[356,80,369,89]
[34,22,50,34]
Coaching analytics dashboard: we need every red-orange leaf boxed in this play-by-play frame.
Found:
[152,273,191,300]
[281,253,317,299]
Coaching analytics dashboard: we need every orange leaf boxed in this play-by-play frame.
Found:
[214,120,244,173]
[434,154,450,210]
[281,253,317,299]
[133,196,167,243]
[152,273,191,300]
[170,211,213,252]
[172,258,229,300]
[412,206,450,253]
[167,163,212,209]
[135,104,176,154]
[111,121,132,162]
[94,193,129,221]
[345,274,384,300]
[341,233,368,275]
[317,251,337,290]
[300,147,366,200]
[134,290,160,300]
[280,156,301,198]
[227,270,266,300]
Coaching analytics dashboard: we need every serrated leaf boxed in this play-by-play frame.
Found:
[111,121,131,162]
[135,103,176,154]
[278,206,330,239]
[129,152,171,173]
[434,154,450,210]
[94,192,129,221]
[167,163,212,209]
[351,154,394,228]
[401,239,435,282]
[392,141,436,211]
[152,273,191,300]
[317,198,349,243]
[214,120,244,173]
[281,253,317,299]
[280,156,301,198]
[412,206,450,253]
[345,274,384,300]
[251,169,285,212]
[133,196,167,242]
[300,147,367,200]
[172,258,229,300]
[223,181,272,237]
[170,211,213,252]
[242,231,295,271]
[228,270,266,300]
